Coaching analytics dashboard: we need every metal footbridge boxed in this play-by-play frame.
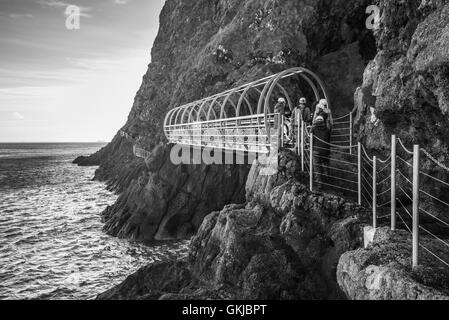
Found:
[163,67,347,154]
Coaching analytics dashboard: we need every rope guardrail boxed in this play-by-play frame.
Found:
[398,138,414,155]
[299,129,449,270]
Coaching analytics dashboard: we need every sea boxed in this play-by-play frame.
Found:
[0,143,189,300]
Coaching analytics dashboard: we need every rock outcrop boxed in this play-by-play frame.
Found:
[101,144,250,241]
[355,0,449,156]
[337,227,449,300]
[97,151,370,300]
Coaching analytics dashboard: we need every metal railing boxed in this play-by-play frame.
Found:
[301,121,359,200]
[331,108,357,154]
[120,131,152,160]
[166,113,282,154]
[133,145,152,160]
[301,130,449,269]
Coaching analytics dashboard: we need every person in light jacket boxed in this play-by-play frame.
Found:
[313,99,333,131]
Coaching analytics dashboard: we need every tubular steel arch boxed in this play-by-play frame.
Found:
[164,67,330,153]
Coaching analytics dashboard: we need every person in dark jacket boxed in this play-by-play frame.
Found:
[298,97,312,126]
[274,97,293,144]
[312,115,331,185]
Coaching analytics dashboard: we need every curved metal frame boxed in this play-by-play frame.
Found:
[164,67,331,140]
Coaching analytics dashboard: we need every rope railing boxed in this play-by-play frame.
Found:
[299,130,449,270]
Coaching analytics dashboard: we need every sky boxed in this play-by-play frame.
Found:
[0,0,166,142]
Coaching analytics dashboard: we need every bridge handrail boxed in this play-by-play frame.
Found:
[311,132,357,150]
[165,113,276,128]
[333,106,358,121]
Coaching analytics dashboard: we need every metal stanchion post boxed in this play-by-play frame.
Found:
[412,145,420,268]
[391,135,397,231]
[358,142,362,205]
[310,133,314,192]
[373,156,377,229]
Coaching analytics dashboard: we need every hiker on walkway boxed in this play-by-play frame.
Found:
[312,115,331,186]
[274,97,292,144]
[298,97,312,126]
[313,99,333,131]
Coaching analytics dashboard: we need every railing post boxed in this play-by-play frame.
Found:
[350,113,353,155]
[373,156,377,228]
[280,115,284,148]
[297,116,301,156]
[391,135,397,231]
[412,144,420,269]
[222,123,226,151]
[301,120,305,172]
[358,142,362,205]
[310,133,314,192]
[200,123,203,147]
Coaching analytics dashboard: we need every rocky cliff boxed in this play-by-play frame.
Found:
[100,144,249,241]
[337,227,449,300]
[78,0,377,241]
[356,0,449,155]
[98,151,449,300]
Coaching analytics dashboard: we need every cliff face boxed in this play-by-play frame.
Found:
[356,0,449,154]
[354,0,449,234]
[101,144,249,241]
[79,0,378,241]
[90,0,378,184]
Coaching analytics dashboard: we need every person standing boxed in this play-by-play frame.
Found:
[274,97,292,144]
[274,97,286,117]
[312,115,331,186]
[298,97,312,126]
[313,99,333,131]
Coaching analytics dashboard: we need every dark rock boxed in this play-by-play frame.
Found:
[101,144,250,242]
[73,156,99,167]
[99,151,369,300]
[97,260,193,300]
